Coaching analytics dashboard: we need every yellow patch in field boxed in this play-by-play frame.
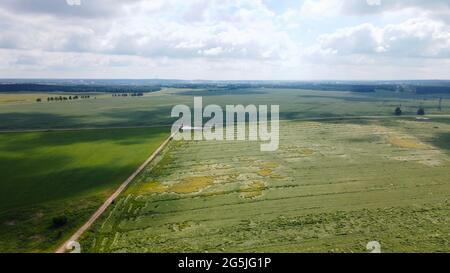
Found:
[387,136,428,149]
[257,168,273,177]
[255,162,279,177]
[260,162,278,169]
[170,221,197,232]
[169,176,214,194]
[140,181,168,194]
[240,181,266,199]
[270,173,288,180]
[201,190,230,197]
[301,148,314,156]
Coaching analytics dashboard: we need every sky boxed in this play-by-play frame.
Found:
[1,0,450,80]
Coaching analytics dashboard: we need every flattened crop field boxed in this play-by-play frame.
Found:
[81,118,450,253]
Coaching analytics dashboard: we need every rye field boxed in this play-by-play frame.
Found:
[81,118,450,253]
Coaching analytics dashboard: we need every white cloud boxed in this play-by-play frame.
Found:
[66,0,81,6]
[318,18,450,58]
[0,0,450,79]
[299,0,450,21]
[0,0,294,60]
[300,0,343,18]
[366,0,381,6]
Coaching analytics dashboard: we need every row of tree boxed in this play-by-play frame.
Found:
[36,95,92,102]
[112,93,144,97]
[394,107,426,116]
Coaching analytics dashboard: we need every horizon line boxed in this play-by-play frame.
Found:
[1,78,450,82]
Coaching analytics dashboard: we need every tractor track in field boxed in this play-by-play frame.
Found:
[55,130,178,253]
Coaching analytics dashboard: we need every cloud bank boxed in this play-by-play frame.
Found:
[0,0,449,79]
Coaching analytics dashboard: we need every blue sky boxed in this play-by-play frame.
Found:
[0,0,450,80]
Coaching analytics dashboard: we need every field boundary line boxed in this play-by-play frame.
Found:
[3,114,450,134]
[0,124,172,134]
[284,114,450,123]
[55,130,177,253]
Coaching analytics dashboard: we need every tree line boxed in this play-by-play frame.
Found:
[36,95,92,102]
[394,106,426,116]
[0,84,161,93]
[112,93,144,97]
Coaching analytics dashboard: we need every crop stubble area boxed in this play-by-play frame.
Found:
[81,118,450,253]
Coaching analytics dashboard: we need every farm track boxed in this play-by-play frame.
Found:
[2,114,450,134]
[55,130,178,253]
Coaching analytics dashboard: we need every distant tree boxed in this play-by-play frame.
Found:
[36,98,42,102]
[417,107,425,116]
[52,215,68,228]
[394,107,402,116]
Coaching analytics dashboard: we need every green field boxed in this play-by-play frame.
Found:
[1,87,450,253]
[1,88,449,130]
[81,118,450,253]
[0,127,168,252]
